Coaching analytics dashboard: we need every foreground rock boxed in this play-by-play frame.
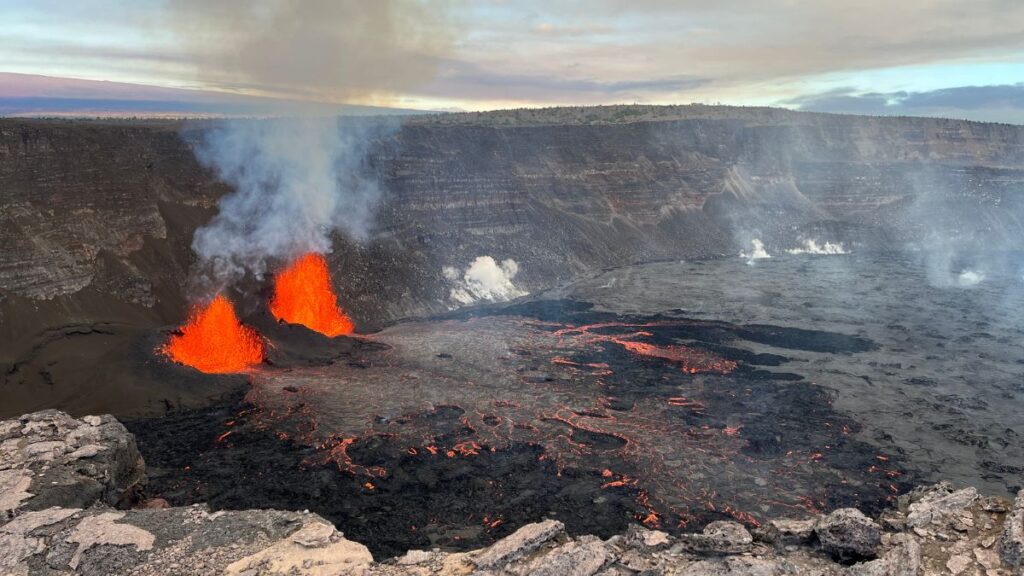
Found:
[3,410,1024,575]
[815,508,882,560]
[1,504,371,576]
[1000,489,1024,569]
[1,410,145,519]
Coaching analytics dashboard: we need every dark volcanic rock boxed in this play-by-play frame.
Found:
[243,305,391,368]
[1000,489,1024,568]
[678,520,754,554]
[2,409,1024,575]
[904,482,979,528]
[1,504,373,576]
[470,519,565,569]
[814,508,882,561]
[125,394,643,559]
[0,410,144,518]
[754,517,818,547]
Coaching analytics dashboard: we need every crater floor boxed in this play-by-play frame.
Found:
[130,251,1023,557]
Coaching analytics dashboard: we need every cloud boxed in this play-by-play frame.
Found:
[530,22,615,37]
[419,60,708,103]
[0,73,423,117]
[422,0,1024,110]
[444,257,527,305]
[2,0,1023,119]
[787,84,1024,123]
[162,0,458,102]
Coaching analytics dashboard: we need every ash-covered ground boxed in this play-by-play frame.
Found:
[128,251,1023,558]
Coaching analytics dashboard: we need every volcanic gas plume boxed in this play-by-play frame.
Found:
[162,295,264,373]
[270,253,355,336]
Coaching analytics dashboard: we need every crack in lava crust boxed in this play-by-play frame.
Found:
[244,306,910,530]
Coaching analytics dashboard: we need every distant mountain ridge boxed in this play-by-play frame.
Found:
[0,72,424,117]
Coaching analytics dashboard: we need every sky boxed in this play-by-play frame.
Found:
[1,0,1022,122]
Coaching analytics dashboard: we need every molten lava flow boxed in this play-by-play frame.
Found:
[270,253,354,337]
[162,295,264,373]
[614,339,737,374]
[553,321,737,375]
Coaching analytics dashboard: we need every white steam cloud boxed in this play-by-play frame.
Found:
[172,1,457,297]
[166,0,456,105]
[785,238,849,255]
[739,238,771,265]
[443,257,527,305]
[956,269,986,287]
[190,118,386,293]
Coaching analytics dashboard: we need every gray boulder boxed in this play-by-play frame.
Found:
[520,536,612,576]
[846,534,921,576]
[680,555,841,575]
[815,509,881,561]
[755,517,818,547]
[471,519,565,569]
[1,410,145,520]
[1,503,370,576]
[905,485,978,528]
[680,521,753,554]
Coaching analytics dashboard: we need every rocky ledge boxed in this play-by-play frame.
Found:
[2,411,1022,575]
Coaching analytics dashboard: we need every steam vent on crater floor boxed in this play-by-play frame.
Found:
[4,44,1024,575]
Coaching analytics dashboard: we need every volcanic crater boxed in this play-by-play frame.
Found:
[2,109,1023,563]
[129,289,912,557]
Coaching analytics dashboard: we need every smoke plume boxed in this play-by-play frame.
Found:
[170,1,457,296]
[190,117,389,294]
[786,238,849,255]
[739,238,771,265]
[165,0,456,104]
[444,257,527,305]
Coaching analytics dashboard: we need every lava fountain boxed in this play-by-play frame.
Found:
[162,295,265,373]
[270,253,355,336]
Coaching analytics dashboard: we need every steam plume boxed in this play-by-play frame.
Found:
[786,238,849,255]
[444,257,527,305]
[190,117,387,293]
[166,0,456,104]
[171,1,456,296]
[739,238,771,265]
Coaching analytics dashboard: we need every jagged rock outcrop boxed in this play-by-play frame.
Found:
[1,504,372,576]
[815,508,883,561]
[469,518,566,569]
[3,410,1024,575]
[1,410,145,519]
[1000,489,1024,569]
[678,520,754,555]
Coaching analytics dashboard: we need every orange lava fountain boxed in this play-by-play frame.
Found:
[270,253,355,336]
[162,295,264,373]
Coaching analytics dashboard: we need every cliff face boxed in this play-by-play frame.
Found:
[1,109,1022,354]
[381,116,1024,287]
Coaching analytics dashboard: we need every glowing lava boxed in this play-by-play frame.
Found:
[270,253,355,337]
[615,339,736,374]
[554,322,737,375]
[162,295,264,373]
